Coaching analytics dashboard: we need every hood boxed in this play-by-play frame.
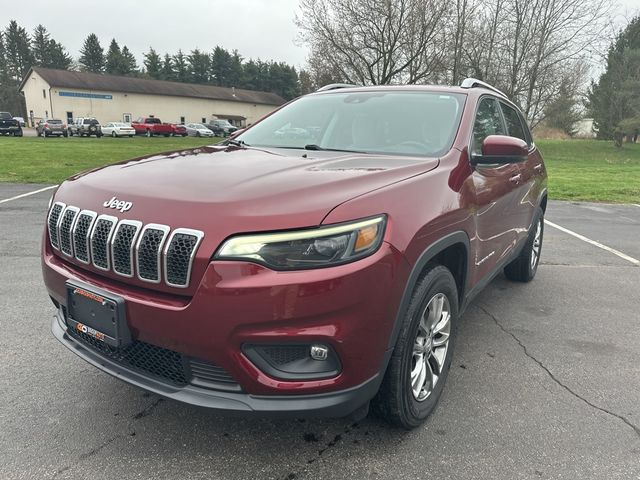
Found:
[56,146,438,234]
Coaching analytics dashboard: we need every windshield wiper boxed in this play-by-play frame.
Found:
[227,138,249,147]
[304,144,324,150]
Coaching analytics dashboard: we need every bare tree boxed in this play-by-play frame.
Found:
[297,0,613,126]
[296,0,450,85]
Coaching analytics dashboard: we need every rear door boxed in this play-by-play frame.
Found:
[498,101,540,242]
[468,96,523,285]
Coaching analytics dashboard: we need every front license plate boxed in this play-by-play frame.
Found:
[66,282,131,348]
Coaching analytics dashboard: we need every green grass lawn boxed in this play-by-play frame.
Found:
[0,136,221,184]
[536,139,640,203]
[1,136,639,203]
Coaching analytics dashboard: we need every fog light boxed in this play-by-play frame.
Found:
[310,344,329,361]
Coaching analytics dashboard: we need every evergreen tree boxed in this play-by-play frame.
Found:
[211,46,232,86]
[31,25,51,66]
[228,50,244,87]
[105,38,124,74]
[188,48,210,83]
[160,53,174,81]
[588,15,640,145]
[47,40,72,69]
[31,25,71,70]
[143,47,162,79]
[120,46,138,75]
[172,50,189,83]
[544,79,583,136]
[4,20,34,81]
[79,33,104,72]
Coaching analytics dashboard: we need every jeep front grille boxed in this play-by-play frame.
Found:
[47,205,203,288]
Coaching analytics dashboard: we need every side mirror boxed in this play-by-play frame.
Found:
[472,135,528,165]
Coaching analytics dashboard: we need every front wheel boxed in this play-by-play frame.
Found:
[504,208,544,282]
[374,265,458,429]
[111,131,117,138]
[146,130,152,137]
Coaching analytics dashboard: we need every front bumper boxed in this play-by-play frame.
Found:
[51,309,383,417]
[44,245,404,388]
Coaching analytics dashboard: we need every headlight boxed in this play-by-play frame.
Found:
[215,215,386,270]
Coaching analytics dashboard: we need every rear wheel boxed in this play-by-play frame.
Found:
[374,265,458,429]
[146,129,152,137]
[504,208,544,282]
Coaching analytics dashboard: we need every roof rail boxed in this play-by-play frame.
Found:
[316,83,358,92]
[460,78,507,98]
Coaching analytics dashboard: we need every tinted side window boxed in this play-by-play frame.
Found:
[472,97,505,154]
[500,103,527,143]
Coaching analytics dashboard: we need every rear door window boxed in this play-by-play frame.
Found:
[472,97,505,155]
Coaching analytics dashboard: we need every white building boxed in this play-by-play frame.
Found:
[19,67,285,127]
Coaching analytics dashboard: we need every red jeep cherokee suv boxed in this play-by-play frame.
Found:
[42,79,547,428]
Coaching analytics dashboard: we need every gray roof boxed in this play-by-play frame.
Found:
[22,67,286,106]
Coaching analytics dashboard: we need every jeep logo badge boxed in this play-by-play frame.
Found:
[103,196,133,213]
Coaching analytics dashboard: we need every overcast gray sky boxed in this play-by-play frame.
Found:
[7,0,307,67]
[5,0,639,71]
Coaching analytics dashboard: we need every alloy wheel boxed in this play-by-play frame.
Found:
[531,218,542,270]
[410,293,451,401]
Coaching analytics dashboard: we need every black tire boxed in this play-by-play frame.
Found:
[15,129,23,137]
[37,130,41,137]
[504,208,544,282]
[373,265,458,429]
[146,130,152,137]
[63,132,68,138]
[111,131,117,138]
[129,135,134,138]
[196,131,201,137]
[68,129,73,136]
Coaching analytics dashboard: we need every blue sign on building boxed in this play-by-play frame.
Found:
[59,91,113,100]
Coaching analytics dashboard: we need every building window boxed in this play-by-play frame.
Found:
[180,116,185,124]
[202,117,206,124]
[42,89,47,99]
[66,112,73,123]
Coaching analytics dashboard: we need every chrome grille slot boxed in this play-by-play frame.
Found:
[72,211,97,264]
[164,229,204,288]
[111,220,142,277]
[48,202,65,250]
[90,215,117,270]
[136,224,170,283]
[58,206,79,257]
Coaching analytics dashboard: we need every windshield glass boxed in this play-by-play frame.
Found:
[238,91,465,157]
[0,112,12,120]
[193,124,206,129]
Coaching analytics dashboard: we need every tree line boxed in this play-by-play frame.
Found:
[0,20,302,117]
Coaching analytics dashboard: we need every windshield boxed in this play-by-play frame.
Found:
[0,112,12,120]
[193,124,207,129]
[238,91,465,157]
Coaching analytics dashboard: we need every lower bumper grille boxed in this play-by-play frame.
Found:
[67,325,240,391]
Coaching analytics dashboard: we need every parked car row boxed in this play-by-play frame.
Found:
[1,111,242,139]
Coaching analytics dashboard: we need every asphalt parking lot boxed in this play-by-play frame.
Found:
[1,184,638,480]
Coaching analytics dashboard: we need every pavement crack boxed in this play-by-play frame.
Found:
[478,305,640,439]
[52,434,120,479]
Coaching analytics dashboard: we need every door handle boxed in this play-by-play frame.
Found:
[534,164,543,173]
[509,174,522,184]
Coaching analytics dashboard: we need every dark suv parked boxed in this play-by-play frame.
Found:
[0,111,23,136]
[42,79,546,428]
[207,119,238,136]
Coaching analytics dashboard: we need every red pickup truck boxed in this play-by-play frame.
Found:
[131,117,173,137]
